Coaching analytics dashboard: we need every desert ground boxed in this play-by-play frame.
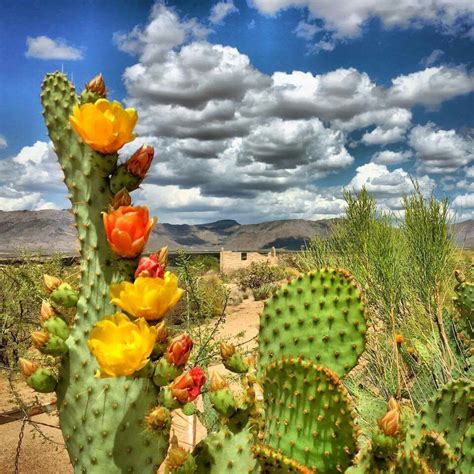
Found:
[0,297,263,474]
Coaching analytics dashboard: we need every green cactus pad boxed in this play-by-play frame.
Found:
[457,424,473,474]
[41,72,169,473]
[405,378,473,457]
[259,269,367,378]
[253,445,313,473]
[193,427,258,474]
[415,431,457,473]
[263,357,358,473]
[393,452,430,473]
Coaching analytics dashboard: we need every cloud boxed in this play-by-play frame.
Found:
[0,141,65,212]
[348,163,434,210]
[420,49,445,67]
[25,36,83,60]
[209,1,238,25]
[294,20,320,40]
[387,66,474,109]
[0,135,7,149]
[251,0,474,40]
[409,123,474,173]
[452,193,474,220]
[372,150,413,165]
[361,126,406,145]
[114,4,210,63]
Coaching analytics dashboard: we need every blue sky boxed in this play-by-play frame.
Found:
[0,0,473,223]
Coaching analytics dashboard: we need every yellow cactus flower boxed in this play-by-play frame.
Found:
[69,99,137,154]
[87,312,156,377]
[110,273,184,321]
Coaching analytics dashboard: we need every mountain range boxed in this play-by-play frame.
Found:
[0,209,472,257]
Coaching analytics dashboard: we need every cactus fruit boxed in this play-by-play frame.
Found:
[259,269,367,378]
[26,367,57,393]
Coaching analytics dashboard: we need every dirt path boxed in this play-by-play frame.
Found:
[0,298,263,473]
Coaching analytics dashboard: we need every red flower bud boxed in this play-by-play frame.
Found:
[165,334,193,366]
[126,145,154,179]
[170,367,205,403]
[135,254,165,279]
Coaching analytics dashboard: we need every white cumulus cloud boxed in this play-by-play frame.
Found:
[409,123,474,173]
[25,36,83,60]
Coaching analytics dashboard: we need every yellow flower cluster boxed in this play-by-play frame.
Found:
[87,313,156,377]
[69,99,137,154]
[110,273,183,321]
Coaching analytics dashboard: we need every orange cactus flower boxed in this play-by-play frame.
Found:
[170,367,205,403]
[395,334,404,345]
[103,206,156,258]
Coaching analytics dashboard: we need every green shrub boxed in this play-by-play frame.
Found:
[235,261,287,290]
[252,283,278,301]
[0,253,75,368]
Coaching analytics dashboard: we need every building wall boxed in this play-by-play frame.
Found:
[219,247,278,273]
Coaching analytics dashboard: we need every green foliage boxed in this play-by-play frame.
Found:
[252,283,278,301]
[295,185,464,421]
[171,251,227,325]
[0,253,72,368]
[236,261,287,291]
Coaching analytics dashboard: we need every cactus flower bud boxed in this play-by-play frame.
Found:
[40,301,56,323]
[407,347,415,355]
[135,254,165,279]
[43,274,61,293]
[155,321,169,344]
[145,406,171,430]
[110,188,132,210]
[51,283,79,308]
[208,371,237,417]
[167,434,190,470]
[220,342,236,360]
[157,246,169,267]
[26,367,57,393]
[32,330,49,349]
[19,358,39,377]
[170,367,205,403]
[165,334,193,366]
[378,397,400,437]
[395,334,404,344]
[125,145,154,179]
[209,371,228,392]
[43,316,70,340]
[85,73,106,97]
[220,342,248,374]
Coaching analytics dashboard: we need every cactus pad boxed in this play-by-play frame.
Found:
[193,427,257,474]
[259,269,367,378]
[405,378,473,465]
[253,445,313,473]
[263,357,358,472]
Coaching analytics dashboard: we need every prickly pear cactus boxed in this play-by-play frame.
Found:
[25,72,174,473]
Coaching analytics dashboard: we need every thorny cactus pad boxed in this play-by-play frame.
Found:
[259,269,367,378]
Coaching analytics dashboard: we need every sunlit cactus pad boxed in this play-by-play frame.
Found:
[262,357,359,473]
[259,268,367,378]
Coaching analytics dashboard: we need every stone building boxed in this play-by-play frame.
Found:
[219,247,278,273]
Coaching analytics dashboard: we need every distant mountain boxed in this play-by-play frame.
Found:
[0,209,472,257]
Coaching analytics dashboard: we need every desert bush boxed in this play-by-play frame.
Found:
[169,251,227,326]
[0,253,75,369]
[252,282,278,301]
[296,184,464,421]
[235,261,287,290]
